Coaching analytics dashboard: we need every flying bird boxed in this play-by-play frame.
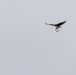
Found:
[45,20,67,32]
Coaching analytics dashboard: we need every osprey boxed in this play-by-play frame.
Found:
[45,21,67,32]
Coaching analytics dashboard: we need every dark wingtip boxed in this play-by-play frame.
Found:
[65,20,67,22]
[45,23,47,25]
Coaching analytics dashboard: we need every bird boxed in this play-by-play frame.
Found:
[45,20,67,32]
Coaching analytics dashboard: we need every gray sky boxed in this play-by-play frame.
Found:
[0,0,76,75]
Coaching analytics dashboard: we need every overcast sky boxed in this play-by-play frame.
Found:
[0,0,76,75]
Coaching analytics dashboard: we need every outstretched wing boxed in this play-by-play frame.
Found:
[45,23,54,26]
[55,21,66,26]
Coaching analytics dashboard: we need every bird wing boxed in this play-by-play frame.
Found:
[45,23,54,26]
[56,21,66,26]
